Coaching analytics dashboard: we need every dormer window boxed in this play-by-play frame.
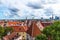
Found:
[4,24,6,26]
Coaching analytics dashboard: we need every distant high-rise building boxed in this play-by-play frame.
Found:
[40,17,44,21]
[55,16,59,20]
[41,17,43,20]
[49,17,52,20]
[49,14,54,21]
[49,17,53,20]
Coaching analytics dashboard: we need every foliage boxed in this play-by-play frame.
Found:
[35,21,60,40]
[0,26,5,38]
[4,27,13,32]
[0,26,13,38]
[35,34,48,40]
[4,27,13,36]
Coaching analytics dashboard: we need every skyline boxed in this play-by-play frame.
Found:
[0,0,60,19]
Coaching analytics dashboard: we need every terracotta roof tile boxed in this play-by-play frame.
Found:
[12,26,28,32]
[27,21,41,37]
[3,32,17,40]
[7,21,23,26]
[41,22,52,27]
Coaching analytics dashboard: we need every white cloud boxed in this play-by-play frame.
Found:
[0,0,60,19]
[3,11,11,16]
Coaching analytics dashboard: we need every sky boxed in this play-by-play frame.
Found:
[0,0,60,19]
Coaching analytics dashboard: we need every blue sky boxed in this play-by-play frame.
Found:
[0,0,60,19]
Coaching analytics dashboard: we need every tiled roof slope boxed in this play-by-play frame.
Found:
[27,21,41,37]
[12,26,28,32]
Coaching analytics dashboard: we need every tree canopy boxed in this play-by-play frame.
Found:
[0,26,13,38]
[35,21,60,40]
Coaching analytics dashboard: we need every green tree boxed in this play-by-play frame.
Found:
[35,21,60,40]
[35,34,47,40]
[5,27,13,32]
[0,26,5,38]
[0,26,13,39]
[43,21,60,40]
[4,27,13,35]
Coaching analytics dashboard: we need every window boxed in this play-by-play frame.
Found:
[17,33,19,35]
[23,36,24,37]
[12,38,14,40]
[4,24,6,26]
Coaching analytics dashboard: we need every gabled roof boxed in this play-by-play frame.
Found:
[36,21,44,31]
[3,32,17,40]
[41,22,52,27]
[27,21,41,37]
[12,26,28,32]
[7,21,19,26]
[0,21,4,25]
[7,21,24,26]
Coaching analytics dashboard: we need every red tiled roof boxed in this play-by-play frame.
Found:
[41,22,52,27]
[12,26,28,32]
[0,21,4,25]
[27,21,41,37]
[3,32,17,40]
[7,22,18,25]
[7,21,22,26]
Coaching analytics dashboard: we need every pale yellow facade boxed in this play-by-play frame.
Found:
[18,32,27,40]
